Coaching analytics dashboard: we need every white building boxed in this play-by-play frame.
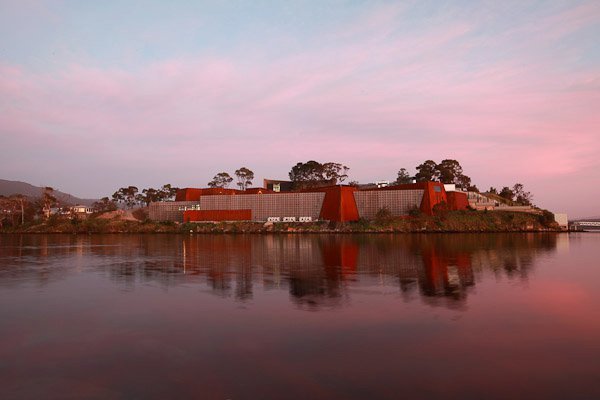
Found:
[70,205,94,215]
[553,213,568,229]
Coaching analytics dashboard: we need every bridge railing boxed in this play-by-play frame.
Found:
[575,221,600,227]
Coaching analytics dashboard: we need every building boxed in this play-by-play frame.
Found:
[150,181,463,223]
[69,205,94,218]
[552,213,568,229]
[263,179,294,192]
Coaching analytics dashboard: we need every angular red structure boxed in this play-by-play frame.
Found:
[167,181,461,223]
[305,186,360,222]
[446,191,469,211]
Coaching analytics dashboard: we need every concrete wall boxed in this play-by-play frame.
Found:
[194,192,325,221]
[353,190,424,219]
[149,201,197,222]
[151,193,326,222]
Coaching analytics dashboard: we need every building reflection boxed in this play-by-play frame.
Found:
[0,233,560,309]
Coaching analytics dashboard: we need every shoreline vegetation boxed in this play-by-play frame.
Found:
[1,210,561,234]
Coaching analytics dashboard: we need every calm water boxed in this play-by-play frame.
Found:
[0,233,599,399]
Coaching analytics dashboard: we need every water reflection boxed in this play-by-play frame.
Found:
[0,233,559,309]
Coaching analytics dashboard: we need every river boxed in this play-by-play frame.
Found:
[0,233,598,399]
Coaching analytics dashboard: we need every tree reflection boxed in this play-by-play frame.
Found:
[0,233,559,309]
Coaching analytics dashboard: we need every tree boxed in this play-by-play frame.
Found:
[0,195,34,227]
[208,172,233,188]
[436,159,472,190]
[159,184,178,201]
[10,194,28,225]
[456,174,472,191]
[322,162,349,184]
[289,161,349,189]
[436,159,463,184]
[0,196,12,228]
[92,197,117,213]
[0,196,18,227]
[488,187,498,194]
[415,160,439,182]
[40,187,57,219]
[234,167,255,191]
[137,188,161,206]
[512,183,533,205]
[395,168,412,184]
[112,186,139,209]
[499,186,514,201]
[413,159,474,189]
[289,161,324,187]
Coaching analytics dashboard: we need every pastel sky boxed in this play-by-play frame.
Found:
[1,0,599,217]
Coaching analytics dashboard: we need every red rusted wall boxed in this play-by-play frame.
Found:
[419,182,448,215]
[321,240,359,273]
[446,191,469,211]
[176,187,275,201]
[183,209,252,222]
[176,188,241,201]
[313,186,359,222]
[176,188,203,201]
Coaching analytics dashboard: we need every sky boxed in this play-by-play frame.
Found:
[0,0,599,217]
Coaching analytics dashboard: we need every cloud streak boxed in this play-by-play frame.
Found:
[0,1,599,216]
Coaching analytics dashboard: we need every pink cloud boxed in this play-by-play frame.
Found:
[0,3,598,216]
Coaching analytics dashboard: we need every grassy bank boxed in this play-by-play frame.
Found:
[1,210,560,234]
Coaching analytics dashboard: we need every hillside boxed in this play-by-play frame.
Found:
[0,179,97,206]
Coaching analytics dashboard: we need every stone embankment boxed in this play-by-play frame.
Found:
[1,210,561,234]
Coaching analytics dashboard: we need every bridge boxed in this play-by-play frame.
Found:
[576,221,600,226]
[571,221,600,231]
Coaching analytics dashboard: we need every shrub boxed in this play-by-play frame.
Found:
[374,207,393,224]
[408,206,422,217]
[502,212,515,223]
[132,208,148,221]
[432,201,449,218]
[538,210,556,227]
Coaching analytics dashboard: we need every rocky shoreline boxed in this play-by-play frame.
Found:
[1,210,562,234]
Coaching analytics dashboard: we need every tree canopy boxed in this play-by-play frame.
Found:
[414,159,473,190]
[40,187,57,218]
[208,172,233,188]
[289,161,349,189]
[235,167,254,191]
[415,160,439,182]
[395,168,412,184]
[110,184,179,208]
[112,186,138,209]
[511,183,533,205]
[92,197,117,212]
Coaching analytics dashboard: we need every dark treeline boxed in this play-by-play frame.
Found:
[110,184,179,209]
[395,159,533,206]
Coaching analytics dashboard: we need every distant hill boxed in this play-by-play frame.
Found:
[573,216,600,221]
[0,179,97,206]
